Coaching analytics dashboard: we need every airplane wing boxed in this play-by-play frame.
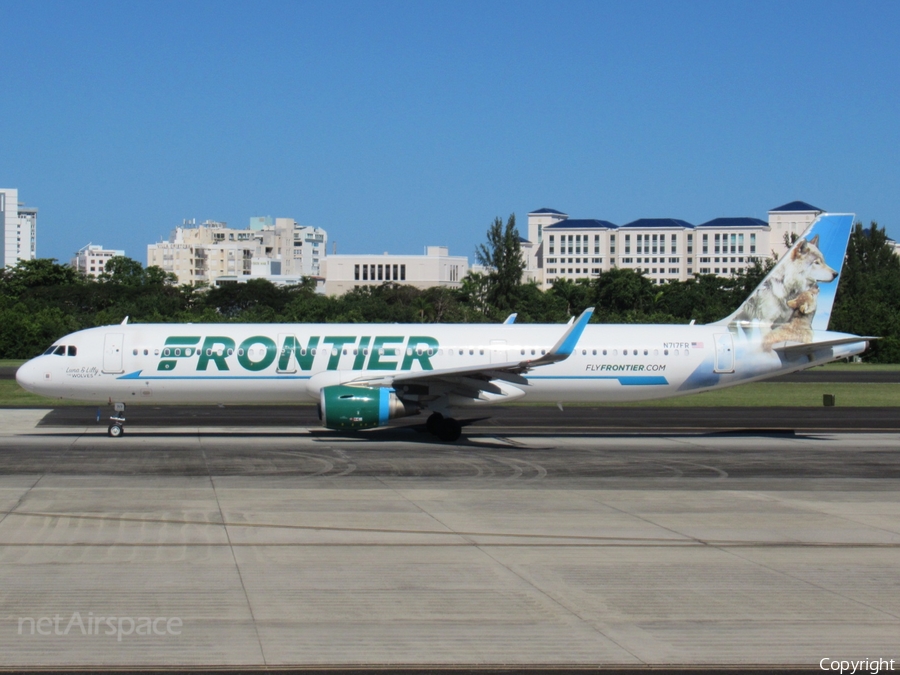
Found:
[348,307,594,400]
[772,336,876,358]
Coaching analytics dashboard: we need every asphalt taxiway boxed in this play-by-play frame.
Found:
[0,408,898,669]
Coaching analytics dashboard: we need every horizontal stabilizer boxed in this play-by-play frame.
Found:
[772,336,876,358]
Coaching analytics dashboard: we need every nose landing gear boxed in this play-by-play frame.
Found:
[107,403,126,437]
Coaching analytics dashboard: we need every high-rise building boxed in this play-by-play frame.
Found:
[147,217,327,286]
[0,188,37,268]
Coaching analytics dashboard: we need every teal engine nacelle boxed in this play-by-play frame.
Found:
[318,385,419,431]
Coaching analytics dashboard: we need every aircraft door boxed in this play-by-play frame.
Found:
[103,333,125,373]
[714,333,734,373]
[490,340,508,364]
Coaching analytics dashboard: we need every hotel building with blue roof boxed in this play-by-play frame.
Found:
[524,201,825,288]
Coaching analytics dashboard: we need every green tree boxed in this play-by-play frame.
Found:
[459,272,492,319]
[589,268,655,321]
[474,214,525,313]
[99,256,146,285]
[831,222,900,362]
[549,278,591,317]
[0,258,82,296]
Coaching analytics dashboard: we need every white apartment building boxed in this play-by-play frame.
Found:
[323,246,468,296]
[525,201,824,287]
[147,218,327,286]
[71,243,126,278]
[0,188,37,268]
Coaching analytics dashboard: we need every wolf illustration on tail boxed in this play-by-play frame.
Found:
[718,214,853,350]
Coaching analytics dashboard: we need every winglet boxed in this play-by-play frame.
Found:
[503,313,517,325]
[527,307,594,367]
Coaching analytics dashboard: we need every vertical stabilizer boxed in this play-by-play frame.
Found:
[716,213,854,340]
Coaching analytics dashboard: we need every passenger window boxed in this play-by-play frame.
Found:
[143,349,148,356]
[602,349,607,356]
[581,349,586,355]
[154,349,159,356]
[674,349,679,356]
[592,349,597,356]
[664,349,669,356]
[133,349,138,356]
[643,349,648,356]
[685,349,690,356]
[68,346,77,357]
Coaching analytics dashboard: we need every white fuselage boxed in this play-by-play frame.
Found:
[16,322,867,407]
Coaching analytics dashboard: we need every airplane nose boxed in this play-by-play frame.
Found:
[16,359,44,393]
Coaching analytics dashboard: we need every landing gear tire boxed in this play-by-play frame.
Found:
[437,418,462,442]
[426,412,444,435]
[108,423,124,438]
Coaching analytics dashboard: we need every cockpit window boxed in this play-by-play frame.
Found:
[53,345,66,356]
[43,346,57,355]
[67,346,77,356]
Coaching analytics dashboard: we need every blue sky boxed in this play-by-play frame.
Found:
[2,0,899,264]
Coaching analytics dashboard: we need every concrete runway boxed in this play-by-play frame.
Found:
[37,403,900,434]
[0,408,898,669]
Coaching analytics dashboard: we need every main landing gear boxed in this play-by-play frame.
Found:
[426,412,462,442]
[107,402,126,437]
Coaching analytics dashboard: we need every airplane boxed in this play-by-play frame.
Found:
[16,213,872,441]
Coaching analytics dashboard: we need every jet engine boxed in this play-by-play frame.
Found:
[318,385,418,431]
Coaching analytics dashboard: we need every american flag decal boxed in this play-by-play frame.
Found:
[691,342,704,348]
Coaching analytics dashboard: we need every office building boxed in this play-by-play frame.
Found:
[71,244,126,278]
[0,188,37,268]
[323,246,467,296]
[525,201,824,287]
[147,218,326,286]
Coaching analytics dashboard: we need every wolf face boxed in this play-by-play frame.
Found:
[782,234,838,291]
